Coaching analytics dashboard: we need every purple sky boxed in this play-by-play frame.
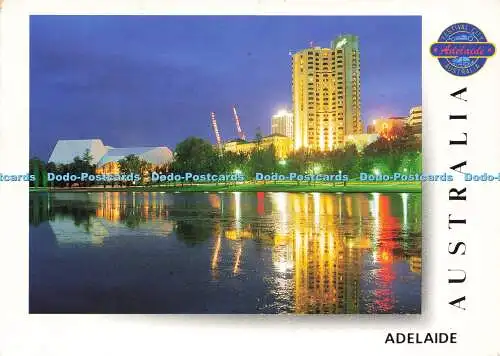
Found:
[30,16,422,160]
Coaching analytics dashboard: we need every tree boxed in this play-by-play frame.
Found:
[82,149,93,167]
[171,137,220,174]
[45,161,57,187]
[340,144,361,176]
[217,151,247,177]
[255,127,263,143]
[118,154,151,185]
[248,145,277,179]
[29,157,45,188]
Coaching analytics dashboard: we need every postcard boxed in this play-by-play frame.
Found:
[0,0,498,355]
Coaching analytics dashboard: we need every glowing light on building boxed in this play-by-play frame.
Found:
[271,109,294,140]
[336,37,347,48]
[319,121,325,151]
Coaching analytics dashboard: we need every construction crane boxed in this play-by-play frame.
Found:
[210,111,223,151]
[232,106,246,141]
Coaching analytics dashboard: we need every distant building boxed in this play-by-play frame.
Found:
[345,133,379,151]
[223,134,293,159]
[271,110,294,138]
[48,139,174,175]
[366,124,375,134]
[407,106,422,137]
[371,117,406,138]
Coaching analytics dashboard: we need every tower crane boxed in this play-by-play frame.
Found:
[210,112,223,151]
[232,106,246,141]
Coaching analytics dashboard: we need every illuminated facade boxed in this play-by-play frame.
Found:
[95,147,173,175]
[292,35,361,152]
[407,106,422,126]
[271,110,294,138]
[407,106,422,137]
[223,134,293,159]
[332,35,362,139]
[48,139,173,176]
[371,117,406,138]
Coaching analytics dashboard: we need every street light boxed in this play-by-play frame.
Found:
[313,164,322,174]
[373,168,380,175]
[279,159,287,166]
[337,170,346,186]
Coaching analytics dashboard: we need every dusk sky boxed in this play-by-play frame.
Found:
[30,16,422,160]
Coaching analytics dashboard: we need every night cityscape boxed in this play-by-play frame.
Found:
[29,15,422,314]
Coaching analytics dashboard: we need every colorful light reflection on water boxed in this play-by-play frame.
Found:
[29,191,421,314]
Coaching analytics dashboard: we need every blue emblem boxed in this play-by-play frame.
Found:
[430,23,495,76]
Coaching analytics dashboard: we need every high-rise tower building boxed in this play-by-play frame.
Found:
[292,35,361,151]
[292,46,336,151]
[332,35,362,139]
[271,109,294,138]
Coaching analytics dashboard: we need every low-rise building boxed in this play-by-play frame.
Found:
[96,147,174,174]
[371,117,406,138]
[223,134,293,159]
[407,106,422,137]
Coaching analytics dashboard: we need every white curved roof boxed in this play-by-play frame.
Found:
[48,139,107,165]
[97,147,174,167]
[48,139,174,167]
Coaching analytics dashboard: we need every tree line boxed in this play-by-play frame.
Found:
[30,127,421,187]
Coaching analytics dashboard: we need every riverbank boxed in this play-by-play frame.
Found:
[29,181,422,193]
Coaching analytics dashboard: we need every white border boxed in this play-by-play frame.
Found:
[1,1,500,355]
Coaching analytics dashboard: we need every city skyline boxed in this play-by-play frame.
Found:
[30,16,422,160]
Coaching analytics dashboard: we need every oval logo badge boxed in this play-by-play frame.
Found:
[430,23,495,76]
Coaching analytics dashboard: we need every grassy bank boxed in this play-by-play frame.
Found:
[30,181,422,193]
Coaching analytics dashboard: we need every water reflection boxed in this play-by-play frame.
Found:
[30,191,421,314]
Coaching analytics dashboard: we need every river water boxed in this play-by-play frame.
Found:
[29,191,422,314]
